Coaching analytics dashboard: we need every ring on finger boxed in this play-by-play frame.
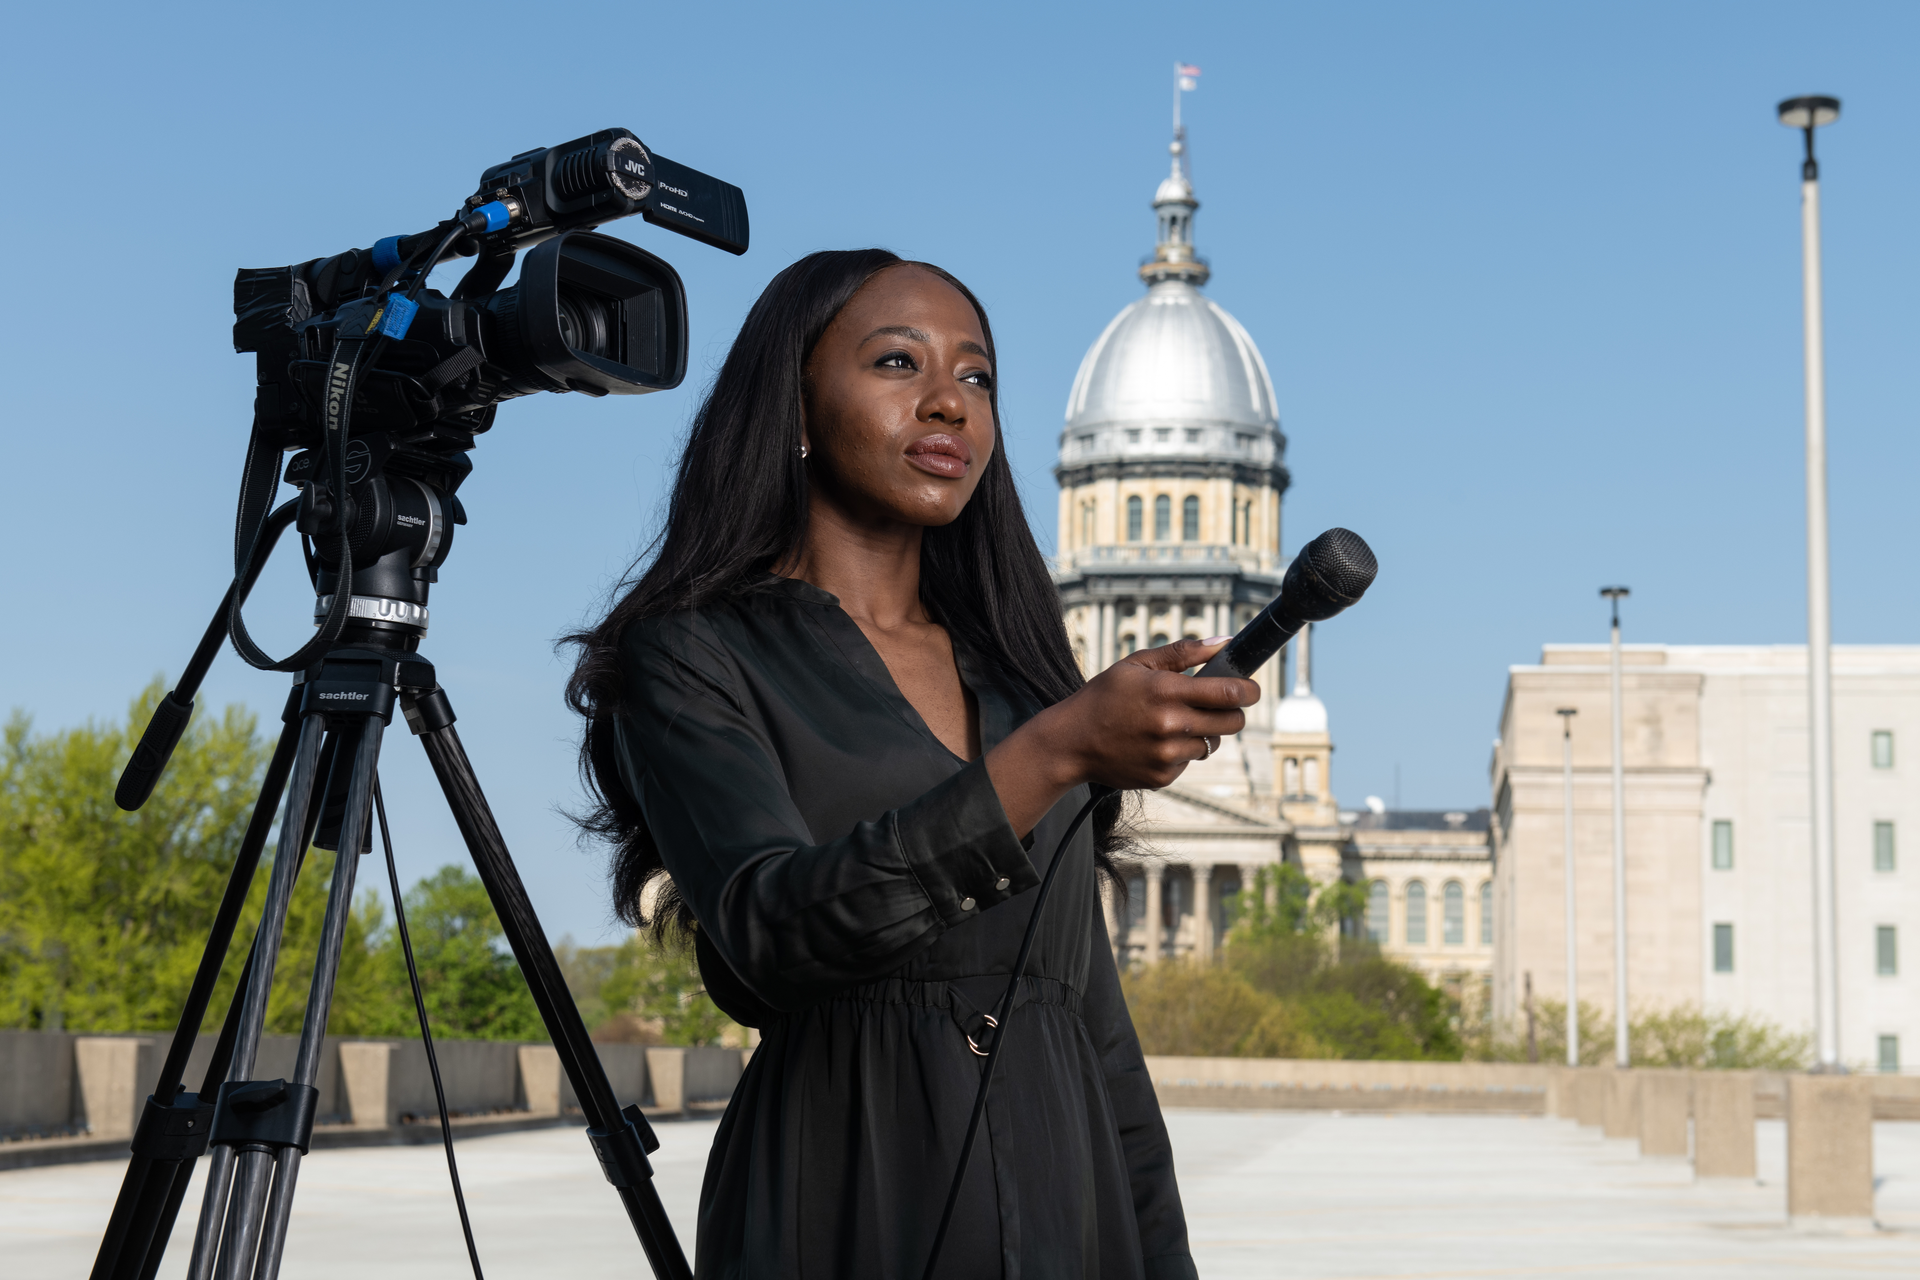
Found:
[1202,735,1220,759]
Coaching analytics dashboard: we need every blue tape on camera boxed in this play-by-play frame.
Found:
[371,236,405,274]
[474,201,512,233]
[373,294,419,339]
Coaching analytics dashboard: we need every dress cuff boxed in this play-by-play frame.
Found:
[894,758,1039,926]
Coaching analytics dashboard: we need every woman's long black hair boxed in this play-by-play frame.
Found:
[565,248,1127,939]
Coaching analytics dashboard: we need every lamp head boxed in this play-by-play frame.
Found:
[1777,96,1841,129]
[1599,586,1630,601]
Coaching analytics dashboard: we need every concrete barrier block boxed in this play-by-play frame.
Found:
[73,1037,156,1140]
[0,1029,75,1137]
[518,1045,561,1116]
[337,1042,394,1128]
[645,1048,686,1113]
[1637,1070,1690,1157]
[1693,1070,1756,1179]
[682,1046,744,1104]
[1602,1070,1640,1142]
[1571,1070,1607,1127]
[1787,1074,1874,1224]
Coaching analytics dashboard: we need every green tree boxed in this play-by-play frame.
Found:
[597,932,734,1046]
[374,866,545,1041]
[1119,866,1460,1062]
[0,687,549,1043]
[1463,998,1811,1070]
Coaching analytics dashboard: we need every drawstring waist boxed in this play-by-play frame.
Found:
[830,975,1082,1057]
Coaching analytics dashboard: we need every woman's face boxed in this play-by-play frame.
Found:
[803,265,996,528]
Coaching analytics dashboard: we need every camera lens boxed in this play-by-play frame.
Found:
[556,286,616,360]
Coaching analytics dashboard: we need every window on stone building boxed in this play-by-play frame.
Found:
[1302,757,1320,796]
[1122,635,1137,656]
[1182,495,1200,541]
[1367,880,1389,943]
[1713,923,1734,973]
[1126,496,1142,541]
[1479,882,1493,945]
[1126,429,1141,444]
[1876,821,1896,872]
[1150,633,1168,648]
[1282,757,1300,795]
[1154,494,1171,540]
[1878,925,1898,976]
[1185,428,1202,443]
[1881,1035,1901,1074]
[1405,881,1427,945]
[1711,820,1733,870]
[1154,428,1171,443]
[1443,881,1464,945]
[1873,730,1894,769]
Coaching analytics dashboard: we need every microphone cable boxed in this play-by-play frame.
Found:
[920,788,1106,1280]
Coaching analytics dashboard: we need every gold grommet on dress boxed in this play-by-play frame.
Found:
[967,1014,1000,1057]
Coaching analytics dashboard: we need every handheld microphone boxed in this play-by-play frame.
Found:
[1196,527,1378,679]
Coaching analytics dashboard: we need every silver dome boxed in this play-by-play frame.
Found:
[1058,280,1281,468]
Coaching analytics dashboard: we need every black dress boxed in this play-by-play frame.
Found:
[611,576,1197,1280]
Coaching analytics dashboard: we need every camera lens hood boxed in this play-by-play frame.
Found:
[511,231,688,395]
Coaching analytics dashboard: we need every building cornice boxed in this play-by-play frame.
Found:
[1054,458,1290,491]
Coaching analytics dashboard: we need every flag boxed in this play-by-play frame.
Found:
[1177,63,1201,91]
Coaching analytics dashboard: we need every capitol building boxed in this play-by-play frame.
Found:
[1058,121,1493,1001]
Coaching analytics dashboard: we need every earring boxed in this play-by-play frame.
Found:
[799,442,810,459]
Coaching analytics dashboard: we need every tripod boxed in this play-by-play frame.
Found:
[90,631,691,1280]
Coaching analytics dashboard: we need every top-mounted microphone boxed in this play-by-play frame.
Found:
[1196,527,1378,680]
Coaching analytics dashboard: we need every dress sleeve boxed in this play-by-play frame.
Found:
[613,613,1040,1012]
[1081,899,1198,1280]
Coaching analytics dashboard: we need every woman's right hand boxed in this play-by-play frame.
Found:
[985,636,1262,836]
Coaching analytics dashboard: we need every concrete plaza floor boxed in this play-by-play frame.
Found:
[7,1110,1920,1278]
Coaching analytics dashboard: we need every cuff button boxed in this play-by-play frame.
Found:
[960,897,976,911]
[994,877,1010,891]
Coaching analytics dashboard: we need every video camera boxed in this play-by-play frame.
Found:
[221,127,747,670]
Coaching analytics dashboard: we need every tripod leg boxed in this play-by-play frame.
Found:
[185,713,329,1280]
[92,701,303,1280]
[250,718,383,1280]
[414,714,693,1280]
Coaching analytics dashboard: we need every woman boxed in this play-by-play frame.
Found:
[567,249,1259,1279]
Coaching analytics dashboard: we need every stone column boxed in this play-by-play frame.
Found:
[1787,1074,1874,1223]
[1099,601,1116,670]
[1693,1070,1757,1178]
[1239,863,1262,927]
[1142,864,1164,965]
[1193,865,1214,962]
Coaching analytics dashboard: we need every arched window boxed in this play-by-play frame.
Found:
[1479,882,1493,945]
[1405,881,1428,945]
[1302,757,1320,797]
[1154,494,1171,541]
[1367,880,1389,943]
[1126,495,1142,541]
[1150,632,1168,648]
[1282,757,1300,795]
[1182,495,1200,541]
[1443,881,1465,945]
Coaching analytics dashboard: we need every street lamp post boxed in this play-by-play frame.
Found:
[1778,94,1842,1071]
[1557,707,1579,1066]
[1600,586,1630,1068]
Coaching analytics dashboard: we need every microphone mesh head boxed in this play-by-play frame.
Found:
[1305,528,1378,600]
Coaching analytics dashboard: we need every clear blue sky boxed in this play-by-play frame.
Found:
[2,2,1916,945]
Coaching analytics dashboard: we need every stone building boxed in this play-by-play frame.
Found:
[1058,118,1493,989]
[1490,643,1920,1073]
